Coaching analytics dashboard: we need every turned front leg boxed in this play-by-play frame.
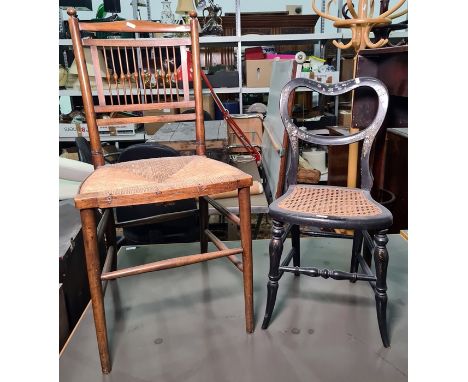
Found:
[374,230,390,347]
[262,219,285,329]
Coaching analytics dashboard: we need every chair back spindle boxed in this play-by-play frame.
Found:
[279,77,389,191]
[67,8,205,169]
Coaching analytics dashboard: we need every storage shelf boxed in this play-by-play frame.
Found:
[60,0,407,145]
[240,32,342,45]
[59,33,345,47]
[242,87,269,94]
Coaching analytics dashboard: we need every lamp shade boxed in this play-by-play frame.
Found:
[176,0,195,14]
[69,47,107,77]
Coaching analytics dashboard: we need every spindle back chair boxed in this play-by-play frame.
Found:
[262,77,393,347]
[67,8,253,374]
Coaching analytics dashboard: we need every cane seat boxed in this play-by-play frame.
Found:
[269,184,392,229]
[75,155,252,209]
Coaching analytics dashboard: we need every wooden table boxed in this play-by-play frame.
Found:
[146,120,228,151]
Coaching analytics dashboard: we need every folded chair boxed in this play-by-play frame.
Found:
[67,9,253,373]
[262,77,392,347]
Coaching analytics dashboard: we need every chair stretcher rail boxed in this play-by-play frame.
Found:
[204,196,241,226]
[205,229,243,271]
[101,247,243,280]
[97,209,111,243]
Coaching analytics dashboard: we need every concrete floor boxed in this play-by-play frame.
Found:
[60,235,408,382]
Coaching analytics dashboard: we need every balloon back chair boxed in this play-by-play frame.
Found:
[67,8,253,373]
[262,77,392,347]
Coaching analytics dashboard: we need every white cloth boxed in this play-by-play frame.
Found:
[59,158,93,199]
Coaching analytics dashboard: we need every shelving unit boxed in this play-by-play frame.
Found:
[59,0,408,142]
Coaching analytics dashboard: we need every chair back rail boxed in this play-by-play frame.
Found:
[67,8,205,169]
[279,77,389,191]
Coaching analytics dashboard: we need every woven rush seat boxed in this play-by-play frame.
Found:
[268,185,392,229]
[75,155,253,209]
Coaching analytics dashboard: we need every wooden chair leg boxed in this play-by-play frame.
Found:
[262,219,284,329]
[80,208,111,374]
[238,186,254,333]
[291,224,301,276]
[373,230,390,348]
[199,197,209,254]
[105,209,118,272]
[350,230,363,282]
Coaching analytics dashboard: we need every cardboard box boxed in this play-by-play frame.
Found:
[228,114,264,153]
[59,122,140,138]
[245,59,277,88]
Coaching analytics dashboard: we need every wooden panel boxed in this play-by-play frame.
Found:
[94,101,195,113]
[96,113,196,127]
[83,38,191,47]
[79,20,191,33]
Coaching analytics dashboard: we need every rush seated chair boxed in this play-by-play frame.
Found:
[67,9,253,374]
[75,138,199,245]
[261,77,392,347]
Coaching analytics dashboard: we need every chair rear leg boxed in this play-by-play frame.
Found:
[80,208,111,374]
[291,224,300,276]
[350,230,363,282]
[374,230,390,348]
[199,196,209,254]
[239,187,254,333]
[262,219,284,329]
[363,232,373,267]
[105,209,118,272]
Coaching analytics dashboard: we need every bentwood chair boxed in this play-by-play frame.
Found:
[67,8,253,373]
[261,77,393,347]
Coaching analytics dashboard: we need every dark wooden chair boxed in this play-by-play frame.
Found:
[261,77,393,347]
[67,8,253,374]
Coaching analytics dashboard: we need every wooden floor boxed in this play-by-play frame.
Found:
[60,236,408,382]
